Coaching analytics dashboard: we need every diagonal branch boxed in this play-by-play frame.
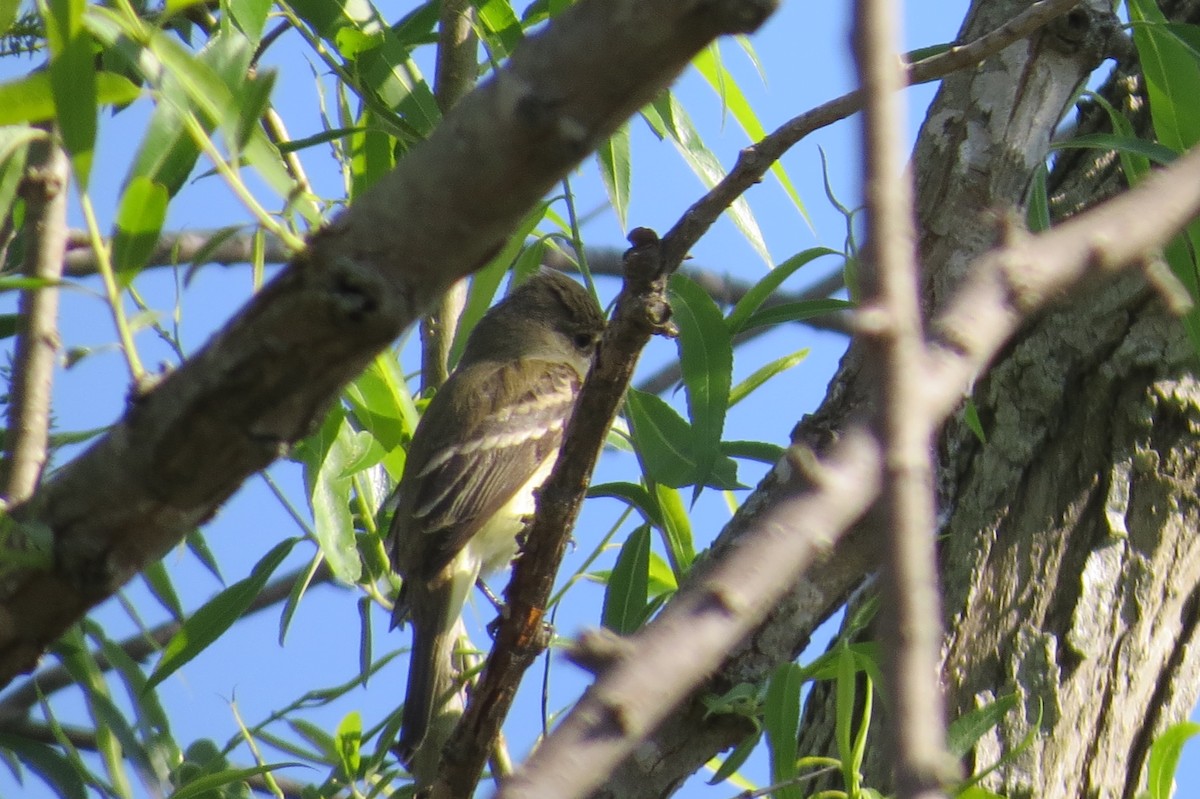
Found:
[2,137,67,504]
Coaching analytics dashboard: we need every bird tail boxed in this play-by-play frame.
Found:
[395,600,465,784]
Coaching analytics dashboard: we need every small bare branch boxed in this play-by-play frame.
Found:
[2,137,67,504]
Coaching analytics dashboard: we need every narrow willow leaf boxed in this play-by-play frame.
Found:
[302,409,367,583]
[602,524,650,634]
[625,389,698,488]
[185,529,223,583]
[763,663,804,799]
[720,439,784,465]
[279,551,326,645]
[0,126,35,228]
[0,735,86,799]
[46,0,96,186]
[0,71,138,126]
[140,559,184,621]
[654,484,695,577]
[728,348,809,407]
[597,124,632,231]
[1051,132,1178,167]
[588,481,665,528]
[669,273,732,500]
[1129,0,1200,151]
[476,0,523,57]
[739,298,854,333]
[336,710,363,778]
[1026,164,1050,234]
[357,596,372,687]
[228,0,271,42]
[707,729,761,785]
[1145,721,1200,799]
[947,694,1018,759]
[113,176,169,283]
[145,537,299,690]
[171,763,304,799]
[651,91,771,265]
[692,43,808,221]
[726,247,839,334]
[349,108,395,200]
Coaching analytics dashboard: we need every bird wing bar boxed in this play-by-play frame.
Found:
[411,360,581,578]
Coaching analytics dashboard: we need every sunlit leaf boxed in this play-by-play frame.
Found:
[602,524,650,634]
[669,273,732,500]
[729,348,809,407]
[46,0,96,186]
[726,247,840,334]
[113,176,169,283]
[597,124,631,232]
[146,537,300,691]
[764,662,804,799]
[1144,721,1200,799]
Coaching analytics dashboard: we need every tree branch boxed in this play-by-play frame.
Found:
[0,0,777,688]
[853,0,949,795]
[499,134,1200,799]
[2,136,67,504]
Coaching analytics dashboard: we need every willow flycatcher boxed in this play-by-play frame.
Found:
[387,269,605,773]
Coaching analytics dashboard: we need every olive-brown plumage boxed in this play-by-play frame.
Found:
[386,270,605,778]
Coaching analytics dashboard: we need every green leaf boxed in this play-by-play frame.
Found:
[669,273,732,500]
[1128,1,1200,151]
[763,662,804,799]
[1026,164,1050,233]
[692,42,807,222]
[279,552,325,645]
[0,72,138,127]
[349,108,395,201]
[725,247,840,334]
[654,484,695,578]
[300,408,367,583]
[0,734,87,799]
[739,298,854,333]
[963,396,987,445]
[0,0,17,36]
[1051,132,1179,167]
[649,90,771,265]
[171,762,304,799]
[475,0,523,57]
[46,0,96,186]
[720,439,784,465]
[112,176,169,282]
[947,694,1018,758]
[357,595,372,686]
[728,348,809,407]
[0,126,36,228]
[336,710,363,779]
[186,529,223,583]
[707,728,761,786]
[1145,721,1200,799]
[625,389,741,490]
[141,558,184,621]
[587,481,665,529]
[625,389,699,488]
[229,0,271,42]
[602,524,651,634]
[343,353,419,474]
[146,537,299,690]
[597,124,632,232]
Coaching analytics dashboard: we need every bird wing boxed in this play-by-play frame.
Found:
[395,358,582,581]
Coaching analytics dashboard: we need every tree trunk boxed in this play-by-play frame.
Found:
[796,2,1200,797]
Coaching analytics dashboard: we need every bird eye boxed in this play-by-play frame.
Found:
[573,332,596,351]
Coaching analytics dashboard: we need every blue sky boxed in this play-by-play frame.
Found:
[1,1,1197,797]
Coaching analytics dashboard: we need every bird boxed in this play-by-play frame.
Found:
[385,268,605,778]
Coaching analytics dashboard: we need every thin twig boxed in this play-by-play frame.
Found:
[419,0,477,390]
[853,0,948,796]
[3,136,67,503]
[660,0,1085,270]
